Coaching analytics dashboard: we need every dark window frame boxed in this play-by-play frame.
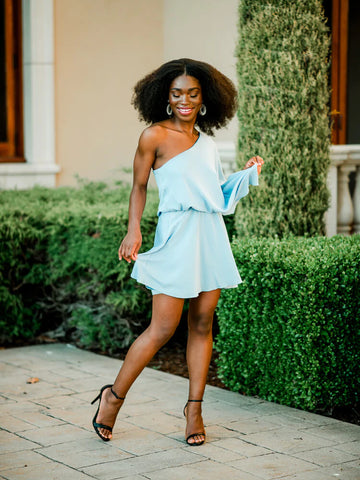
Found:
[330,0,349,145]
[0,0,24,163]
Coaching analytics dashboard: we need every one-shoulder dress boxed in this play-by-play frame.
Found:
[131,132,259,298]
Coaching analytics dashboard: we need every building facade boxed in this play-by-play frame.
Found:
[0,0,238,188]
[0,0,358,234]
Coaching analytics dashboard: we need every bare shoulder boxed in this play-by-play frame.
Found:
[138,125,167,153]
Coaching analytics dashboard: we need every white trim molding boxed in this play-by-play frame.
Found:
[0,162,60,189]
[0,0,60,189]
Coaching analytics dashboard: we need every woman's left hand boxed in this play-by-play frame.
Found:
[244,155,264,175]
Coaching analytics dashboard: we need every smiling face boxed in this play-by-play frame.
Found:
[168,74,203,122]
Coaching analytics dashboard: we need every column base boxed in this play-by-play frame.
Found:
[0,163,60,189]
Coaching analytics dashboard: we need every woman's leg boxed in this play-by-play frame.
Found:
[94,293,184,439]
[185,289,221,444]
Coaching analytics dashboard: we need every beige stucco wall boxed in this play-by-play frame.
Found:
[54,0,163,186]
[163,0,239,144]
[54,0,238,186]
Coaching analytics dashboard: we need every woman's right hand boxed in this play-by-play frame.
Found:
[118,229,142,263]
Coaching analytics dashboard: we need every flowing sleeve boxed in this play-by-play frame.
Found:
[221,164,259,215]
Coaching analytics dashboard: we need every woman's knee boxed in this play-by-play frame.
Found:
[188,313,213,336]
[148,295,184,346]
[147,320,177,346]
[187,290,220,336]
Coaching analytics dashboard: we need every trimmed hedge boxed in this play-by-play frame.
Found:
[0,182,159,351]
[0,182,235,351]
[215,235,360,412]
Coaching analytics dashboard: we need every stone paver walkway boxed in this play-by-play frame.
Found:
[0,344,359,479]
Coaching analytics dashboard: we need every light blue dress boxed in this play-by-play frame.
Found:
[131,133,259,298]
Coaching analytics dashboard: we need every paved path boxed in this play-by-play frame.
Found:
[0,344,359,479]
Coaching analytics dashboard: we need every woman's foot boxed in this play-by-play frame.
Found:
[93,386,124,441]
[184,400,206,446]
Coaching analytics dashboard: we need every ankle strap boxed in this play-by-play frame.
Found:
[111,387,125,400]
[187,399,203,403]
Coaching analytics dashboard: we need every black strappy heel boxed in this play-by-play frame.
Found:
[183,399,205,446]
[91,384,125,442]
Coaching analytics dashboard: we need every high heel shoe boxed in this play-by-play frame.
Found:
[91,384,125,442]
[183,399,205,446]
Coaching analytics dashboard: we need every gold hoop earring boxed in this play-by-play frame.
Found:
[199,104,207,116]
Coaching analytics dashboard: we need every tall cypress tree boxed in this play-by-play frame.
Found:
[235,0,331,237]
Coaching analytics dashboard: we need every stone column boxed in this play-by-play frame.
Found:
[337,164,356,235]
[353,166,360,234]
[325,161,340,237]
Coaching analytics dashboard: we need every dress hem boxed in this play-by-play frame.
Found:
[131,274,242,299]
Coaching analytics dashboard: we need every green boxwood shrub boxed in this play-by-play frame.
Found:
[215,235,360,412]
[235,0,331,237]
[0,182,159,351]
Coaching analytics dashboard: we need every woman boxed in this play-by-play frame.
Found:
[91,58,263,446]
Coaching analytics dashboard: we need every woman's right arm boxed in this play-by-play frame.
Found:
[118,128,158,263]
